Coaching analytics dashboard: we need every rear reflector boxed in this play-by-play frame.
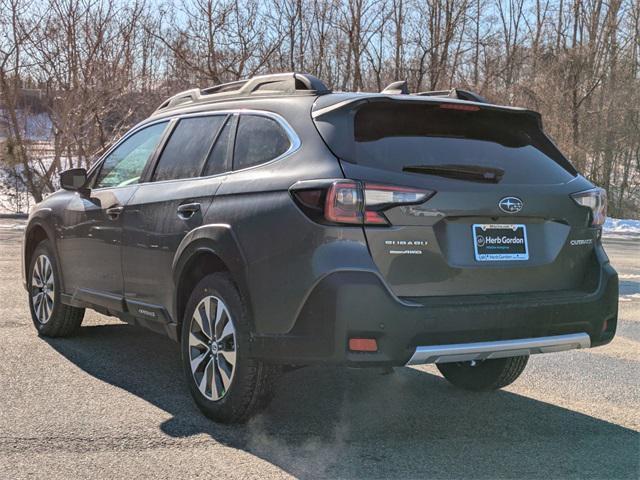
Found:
[349,338,378,352]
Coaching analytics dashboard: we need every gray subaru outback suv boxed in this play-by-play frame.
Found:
[22,73,618,423]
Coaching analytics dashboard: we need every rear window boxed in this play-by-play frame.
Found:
[351,102,576,184]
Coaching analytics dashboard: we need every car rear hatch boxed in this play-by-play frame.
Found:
[312,95,601,298]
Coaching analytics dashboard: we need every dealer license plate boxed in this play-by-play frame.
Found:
[473,224,529,261]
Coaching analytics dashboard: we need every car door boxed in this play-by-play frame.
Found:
[121,113,235,325]
[58,121,169,311]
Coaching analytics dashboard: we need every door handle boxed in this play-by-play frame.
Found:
[106,206,124,220]
[177,202,201,220]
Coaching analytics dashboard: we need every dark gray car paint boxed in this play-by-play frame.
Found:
[359,174,597,297]
[87,95,354,335]
[121,169,222,316]
[310,95,599,297]
[59,186,139,305]
[22,91,617,360]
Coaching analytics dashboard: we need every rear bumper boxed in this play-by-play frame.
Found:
[250,261,618,366]
[406,333,591,365]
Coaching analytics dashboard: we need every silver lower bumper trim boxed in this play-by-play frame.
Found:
[406,333,591,366]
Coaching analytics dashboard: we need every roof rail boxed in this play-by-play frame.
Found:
[201,80,248,95]
[156,88,202,111]
[416,88,489,103]
[154,72,330,113]
[381,80,409,95]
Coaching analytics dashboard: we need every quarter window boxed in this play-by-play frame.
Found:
[153,116,226,181]
[233,115,290,170]
[94,122,167,189]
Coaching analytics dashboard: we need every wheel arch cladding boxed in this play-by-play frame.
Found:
[172,225,250,340]
[24,221,56,290]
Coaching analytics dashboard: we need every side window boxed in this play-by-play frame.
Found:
[94,122,167,189]
[233,115,291,170]
[202,116,234,177]
[153,115,226,182]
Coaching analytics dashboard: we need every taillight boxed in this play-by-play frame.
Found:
[292,180,434,226]
[325,181,363,224]
[571,187,607,226]
[364,183,431,209]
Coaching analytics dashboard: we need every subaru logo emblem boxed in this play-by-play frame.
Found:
[498,197,523,213]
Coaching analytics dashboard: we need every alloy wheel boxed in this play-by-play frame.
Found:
[31,254,55,324]
[188,295,237,401]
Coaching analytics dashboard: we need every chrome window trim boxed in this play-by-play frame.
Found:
[89,109,301,190]
[406,333,591,366]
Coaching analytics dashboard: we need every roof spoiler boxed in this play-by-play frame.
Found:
[380,80,409,95]
[416,88,489,104]
[380,81,489,104]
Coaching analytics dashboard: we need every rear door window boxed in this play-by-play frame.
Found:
[233,115,290,170]
[153,115,226,182]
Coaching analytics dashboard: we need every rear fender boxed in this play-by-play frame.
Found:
[171,224,250,325]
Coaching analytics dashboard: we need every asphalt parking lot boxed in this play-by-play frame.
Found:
[0,221,638,479]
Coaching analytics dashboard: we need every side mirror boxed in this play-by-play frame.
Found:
[60,168,89,194]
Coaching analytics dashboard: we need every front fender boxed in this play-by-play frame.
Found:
[22,210,58,291]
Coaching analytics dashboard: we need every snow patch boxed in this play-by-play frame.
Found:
[603,217,640,235]
[619,293,640,302]
[0,222,26,230]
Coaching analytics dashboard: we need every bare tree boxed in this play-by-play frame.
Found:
[0,0,638,216]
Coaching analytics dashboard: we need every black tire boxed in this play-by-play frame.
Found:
[27,240,84,337]
[437,356,529,391]
[180,273,277,423]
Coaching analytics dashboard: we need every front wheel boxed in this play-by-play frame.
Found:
[28,240,84,337]
[180,273,277,423]
[437,356,529,391]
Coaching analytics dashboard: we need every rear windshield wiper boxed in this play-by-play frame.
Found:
[403,164,504,183]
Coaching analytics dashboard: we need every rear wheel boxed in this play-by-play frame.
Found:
[180,273,276,423]
[437,356,529,391]
[28,240,84,337]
